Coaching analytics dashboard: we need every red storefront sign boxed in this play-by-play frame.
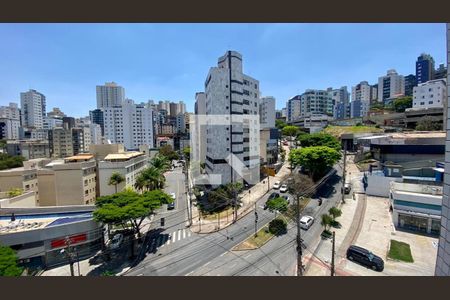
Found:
[51,233,87,249]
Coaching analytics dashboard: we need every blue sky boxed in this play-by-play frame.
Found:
[0,23,446,117]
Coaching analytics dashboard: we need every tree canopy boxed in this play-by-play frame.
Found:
[265,197,288,213]
[289,146,341,179]
[204,182,243,213]
[135,166,166,191]
[0,245,23,277]
[416,116,442,131]
[275,119,287,130]
[108,172,125,194]
[94,189,172,235]
[0,153,24,171]
[282,125,299,138]
[159,145,179,161]
[150,154,171,172]
[393,96,412,113]
[298,132,341,152]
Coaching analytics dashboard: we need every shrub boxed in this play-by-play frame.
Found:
[268,218,287,236]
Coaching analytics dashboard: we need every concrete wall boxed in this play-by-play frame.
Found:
[0,191,37,208]
[366,174,402,197]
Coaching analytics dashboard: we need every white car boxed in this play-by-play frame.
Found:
[300,216,314,230]
[273,181,281,189]
[280,184,288,193]
[109,233,124,250]
[170,192,176,199]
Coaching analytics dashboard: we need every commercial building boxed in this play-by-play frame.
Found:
[37,154,97,206]
[416,53,435,84]
[260,96,276,129]
[390,181,442,235]
[6,139,50,160]
[20,89,46,129]
[103,99,155,150]
[404,106,444,129]
[260,128,279,166]
[98,151,147,196]
[289,113,331,133]
[404,74,417,97]
[435,24,450,276]
[96,82,125,108]
[204,50,260,185]
[378,69,405,103]
[287,95,301,122]
[412,79,446,109]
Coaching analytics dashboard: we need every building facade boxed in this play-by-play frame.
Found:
[416,53,435,84]
[89,109,105,135]
[412,79,446,109]
[351,81,373,118]
[20,89,46,130]
[260,96,276,129]
[0,118,20,140]
[96,82,125,108]
[103,99,155,150]
[404,74,417,97]
[6,140,50,160]
[301,89,333,117]
[204,50,260,185]
[193,92,207,164]
[287,95,301,122]
[378,69,405,103]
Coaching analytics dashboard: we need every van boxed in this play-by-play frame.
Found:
[344,182,351,194]
[346,245,384,271]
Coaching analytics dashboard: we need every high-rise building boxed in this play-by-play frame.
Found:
[370,84,378,103]
[416,53,435,84]
[281,108,287,118]
[205,50,260,185]
[300,89,333,117]
[43,116,63,131]
[47,107,66,118]
[0,102,20,120]
[377,69,405,103]
[176,113,186,134]
[48,128,75,158]
[351,81,372,118]
[96,82,125,108]
[435,24,450,276]
[0,103,21,140]
[287,95,301,122]
[20,89,46,129]
[194,92,207,164]
[178,101,186,115]
[89,109,105,135]
[434,63,448,80]
[260,96,276,129]
[328,86,350,120]
[404,74,417,97]
[103,99,155,150]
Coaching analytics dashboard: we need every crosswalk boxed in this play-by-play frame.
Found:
[148,228,192,252]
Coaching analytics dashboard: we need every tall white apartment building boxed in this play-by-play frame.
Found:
[412,79,446,109]
[176,113,186,133]
[435,24,450,276]
[103,99,155,150]
[351,81,373,118]
[43,116,63,130]
[0,102,21,140]
[300,89,333,117]
[20,89,46,129]
[178,101,186,115]
[378,69,405,103]
[287,95,301,122]
[194,92,207,164]
[260,96,276,129]
[205,50,260,185]
[96,82,125,108]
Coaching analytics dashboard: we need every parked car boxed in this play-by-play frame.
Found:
[279,184,288,193]
[299,216,314,230]
[283,141,288,146]
[168,192,176,210]
[269,192,280,199]
[346,245,384,271]
[344,182,352,194]
[109,233,124,250]
[273,181,281,189]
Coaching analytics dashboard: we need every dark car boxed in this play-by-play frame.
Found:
[346,245,384,271]
[269,192,280,199]
[167,202,175,210]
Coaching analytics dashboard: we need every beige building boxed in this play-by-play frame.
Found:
[37,154,97,206]
[98,151,147,196]
[6,139,50,160]
[49,127,74,158]
[89,144,125,161]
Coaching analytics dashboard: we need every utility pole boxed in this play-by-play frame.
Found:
[331,231,336,276]
[296,195,303,276]
[254,202,258,237]
[341,143,347,204]
[63,237,75,276]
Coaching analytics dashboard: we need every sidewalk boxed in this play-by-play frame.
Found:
[190,146,292,234]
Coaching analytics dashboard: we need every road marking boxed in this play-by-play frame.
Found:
[167,236,171,245]
[188,231,191,237]
[177,230,181,241]
[183,229,186,239]
[245,253,253,259]
[219,252,227,258]
[172,232,176,243]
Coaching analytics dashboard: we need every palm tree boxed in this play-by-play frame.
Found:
[108,172,125,194]
[150,155,170,172]
[135,167,166,192]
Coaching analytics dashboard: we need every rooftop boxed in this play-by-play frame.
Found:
[104,151,143,161]
[64,154,94,162]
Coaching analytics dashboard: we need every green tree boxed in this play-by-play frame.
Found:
[108,172,125,194]
[328,206,342,222]
[320,214,333,233]
[94,189,172,236]
[206,182,244,213]
[182,147,191,160]
[289,146,341,180]
[282,125,299,140]
[150,154,170,172]
[268,218,287,236]
[135,166,166,191]
[0,153,25,171]
[416,116,442,131]
[265,197,288,213]
[393,96,413,113]
[0,245,23,277]
[299,133,341,152]
[159,145,179,161]
[7,188,23,198]
[275,119,287,130]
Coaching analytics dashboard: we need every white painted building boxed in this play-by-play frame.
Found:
[0,102,20,120]
[378,69,405,103]
[96,82,125,109]
[287,95,301,122]
[98,151,148,196]
[351,81,373,118]
[301,89,333,117]
[260,96,276,129]
[43,116,63,130]
[103,99,155,150]
[193,92,207,164]
[204,50,260,185]
[0,118,20,140]
[412,79,446,109]
[20,89,46,129]
[176,113,186,133]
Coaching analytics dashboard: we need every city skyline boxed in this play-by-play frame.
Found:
[0,23,446,117]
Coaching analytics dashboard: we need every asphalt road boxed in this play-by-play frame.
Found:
[126,160,345,276]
